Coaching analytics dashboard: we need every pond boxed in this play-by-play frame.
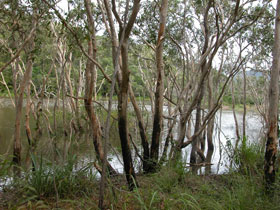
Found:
[0,98,265,176]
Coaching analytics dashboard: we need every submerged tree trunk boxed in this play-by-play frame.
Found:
[25,57,33,148]
[264,0,280,191]
[190,96,203,164]
[13,18,37,167]
[14,54,34,166]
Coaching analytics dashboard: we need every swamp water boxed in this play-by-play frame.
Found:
[0,98,264,178]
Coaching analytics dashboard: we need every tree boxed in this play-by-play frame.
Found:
[116,0,141,190]
[8,2,39,168]
[83,0,116,175]
[264,0,280,191]
[150,0,169,172]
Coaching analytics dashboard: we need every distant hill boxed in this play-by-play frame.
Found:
[236,70,263,78]
[245,70,263,78]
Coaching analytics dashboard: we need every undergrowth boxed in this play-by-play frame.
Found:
[0,144,279,209]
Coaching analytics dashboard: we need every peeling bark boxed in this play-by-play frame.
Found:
[264,0,280,191]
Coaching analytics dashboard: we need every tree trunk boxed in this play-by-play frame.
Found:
[207,73,214,153]
[13,18,37,167]
[118,39,137,190]
[189,1,212,164]
[84,0,116,175]
[242,67,246,139]
[264,0,280,191]
[114,0,141,190]
[129,85,150,172]
[150,0,169,171]
[190,96,203,164]
[232,79,240,149]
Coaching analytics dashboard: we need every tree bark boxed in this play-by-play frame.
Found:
[190,1,212,164]
[115,0,141,190]
[13,17,37,167]
[118,39,137,190]
[242,67,246,139]
[264,0,280,191]
[84,0,116,175]
[232,79,241,152]
[129,85,150,172]
[150,0,169,171]
[206,73,214,153]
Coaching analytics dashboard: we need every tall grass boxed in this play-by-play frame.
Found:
[1,141,280,209]
[26,154,97,198]
[1,154,98,209]
[227,137,264,175]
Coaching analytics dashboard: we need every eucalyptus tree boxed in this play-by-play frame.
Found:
[131,0,273,168]
[0,0,42,167]
[3,0,275,191]
[83,0,117,175]
[101,0,142,190]
[264,0,280,191]
[150,0,169,171]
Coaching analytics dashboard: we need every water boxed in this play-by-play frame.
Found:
[197,110,264,174]
[0,98,264,175]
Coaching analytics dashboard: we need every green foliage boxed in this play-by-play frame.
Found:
[2,157,280,209]
[132,177,158,210]
[129,160,280,210]
[227,137,264,175]
[0,155,11,178]
[19,154,97,201]
[0,155,12,185]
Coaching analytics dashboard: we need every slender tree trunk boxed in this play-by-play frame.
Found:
[84,0,116,175]
[110,0,140,190]
[75,60,83,131]
[1,73,15,107]
[189,1,212,164]
[25,55,35,170]
[35,63,53,139]
[25,62,33,147]
[129,85,150,172]
[190,96,203,164]
[207,73,214,153]
[65,53,76,113]
[242,67,246,139]
[53,64,60,134]
[264,0,280,191]
[232,79,241,152]
[13,18,37,167]
[118,39,137,190]
[200,110,206,154]
[150,0,169,171]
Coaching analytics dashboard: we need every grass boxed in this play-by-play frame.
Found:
[1,145,280,209]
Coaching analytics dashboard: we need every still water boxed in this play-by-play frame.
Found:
[0,98,264,175]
